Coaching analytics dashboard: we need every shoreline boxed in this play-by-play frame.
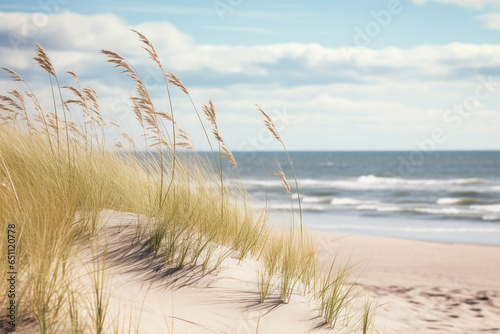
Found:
[301,212,500,246]
[313,231,500,333]
[315,228,500,247]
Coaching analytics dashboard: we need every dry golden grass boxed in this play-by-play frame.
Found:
[0,33,377,333]
[257,105,304,238]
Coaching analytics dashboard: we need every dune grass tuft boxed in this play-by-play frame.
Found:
[0,32,377,333]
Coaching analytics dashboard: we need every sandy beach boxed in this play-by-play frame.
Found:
[64,211,500,334]
[314,232,500,334]
[3,2,500,333]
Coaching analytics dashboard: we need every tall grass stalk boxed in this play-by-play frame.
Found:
[362,299,377,334]
[35,43,73,166]
[88,251,109,334]
[257,105,303,239]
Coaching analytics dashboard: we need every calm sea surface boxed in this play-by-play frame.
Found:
[229,151,500,245]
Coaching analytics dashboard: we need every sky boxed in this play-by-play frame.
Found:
[0,0,500,151]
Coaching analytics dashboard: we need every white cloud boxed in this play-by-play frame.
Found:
[478,13,500,29]
[0,11,193,54]
[2,11,500,83]
[1,11,500,150]
[412,0,500,9]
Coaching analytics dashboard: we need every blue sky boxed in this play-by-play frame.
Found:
[0,0,500,150]
[2,0,499,47]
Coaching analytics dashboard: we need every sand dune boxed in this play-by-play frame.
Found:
[81,211,334,334]
[68,211,500,334]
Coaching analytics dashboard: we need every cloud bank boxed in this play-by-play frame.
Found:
[0,11,499,150]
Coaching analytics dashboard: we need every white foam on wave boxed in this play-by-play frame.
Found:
[297,179,331,187]
[483,214,500,221]
[377,206,405,212]
[300,196,379,207]
[330,197,364,205]
[321,225,500,233]
[356,204,379,211]
[471,204,500,213]
[243,180,282,187]
[455,178,485,185]
[354,204,404,212]
[243,176,493,191]
[437,198,461,205]
[302,196,332,203]
[415,207,472,215]
[355,204,480,216]
[437,197,476,205]
[267,202,327,212]
[357,175,485,186]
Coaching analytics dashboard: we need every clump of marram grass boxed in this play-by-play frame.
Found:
[257,105,303,238]
[101,43,265,267]
[0,32,377,333]
[361,299,378,334]
[0,126,139,333]
[315,259,356,329]
[0,40,267,332]
[254,107,378,330]
[257,229,317,304]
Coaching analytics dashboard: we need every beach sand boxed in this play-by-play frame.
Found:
[313,231,500,333]
[64,211,500,333]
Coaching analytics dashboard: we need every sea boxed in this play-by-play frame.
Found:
[228,151,500,245]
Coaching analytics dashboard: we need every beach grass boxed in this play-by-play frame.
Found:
[0,33,377,333]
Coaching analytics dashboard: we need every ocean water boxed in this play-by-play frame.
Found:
[230,151,500,245]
